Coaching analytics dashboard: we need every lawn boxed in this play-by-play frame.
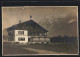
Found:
[18,43,78,54]
[2,42,78,55]
[3,42,38,55]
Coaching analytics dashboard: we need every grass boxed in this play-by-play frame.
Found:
[3,42,38,55]
[3,42,78,55]
[18,43,78,54]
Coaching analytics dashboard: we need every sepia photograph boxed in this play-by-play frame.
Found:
[2,6,79,56]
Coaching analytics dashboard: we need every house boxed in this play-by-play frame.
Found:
[3,29,8,42]
[6,16,50,44]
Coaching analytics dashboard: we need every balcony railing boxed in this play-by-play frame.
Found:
[28,36,48,38]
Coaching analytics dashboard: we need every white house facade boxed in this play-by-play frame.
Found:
[15,30,28,43]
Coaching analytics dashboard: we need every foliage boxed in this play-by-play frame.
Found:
[50,35,78,45]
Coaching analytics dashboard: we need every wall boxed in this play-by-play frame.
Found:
[30,37,50,42]
[15,30,28,43]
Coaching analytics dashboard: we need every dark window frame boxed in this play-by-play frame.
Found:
[18,37,25,41]
[18,31,24,35]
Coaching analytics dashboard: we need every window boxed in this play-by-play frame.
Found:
[18,31,24,35]
[18,37,25,41]
[39,33,42,36]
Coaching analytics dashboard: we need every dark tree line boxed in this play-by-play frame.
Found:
[50,35,78,44]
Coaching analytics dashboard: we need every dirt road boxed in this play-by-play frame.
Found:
[24,48,67,54]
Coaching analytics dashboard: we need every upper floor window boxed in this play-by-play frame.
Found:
[18,31,24,35]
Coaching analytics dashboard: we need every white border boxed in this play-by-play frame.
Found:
[2,6,79,56]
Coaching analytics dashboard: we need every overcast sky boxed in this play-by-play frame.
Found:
[2,6,78,30]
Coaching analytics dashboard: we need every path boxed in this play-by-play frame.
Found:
[24,48,67,54]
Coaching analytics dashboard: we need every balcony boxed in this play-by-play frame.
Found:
[28,36,47,38]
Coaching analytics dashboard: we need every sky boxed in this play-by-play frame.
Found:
[2,6,78,36]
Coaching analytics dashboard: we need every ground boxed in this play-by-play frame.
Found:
[2,42,78,56]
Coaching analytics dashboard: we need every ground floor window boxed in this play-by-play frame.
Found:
[18,37,25,41]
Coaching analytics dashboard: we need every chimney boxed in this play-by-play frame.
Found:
[19,20,21,23]
[30,14,32,20]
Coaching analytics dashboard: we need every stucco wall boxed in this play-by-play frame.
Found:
[15,30,28,43]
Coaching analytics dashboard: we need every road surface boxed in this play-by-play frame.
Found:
[24,47,68,54]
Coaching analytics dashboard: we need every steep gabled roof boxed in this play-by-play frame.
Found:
[7,20,48,33]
